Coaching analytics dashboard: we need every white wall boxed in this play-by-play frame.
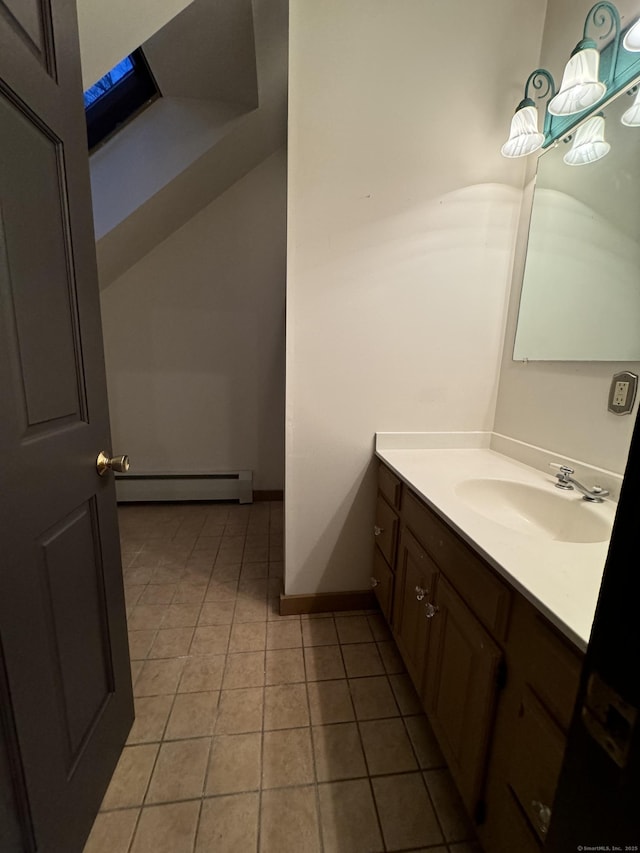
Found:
[100,150,286,490]
[494,0,640,473]
[285,0,547,595]
[76,0,193,88]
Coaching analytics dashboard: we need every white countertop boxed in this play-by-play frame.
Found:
[376,436,618,651]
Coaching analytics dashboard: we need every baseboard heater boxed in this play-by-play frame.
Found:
[114,471,253,504]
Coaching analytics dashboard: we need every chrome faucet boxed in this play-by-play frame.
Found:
[549,463,609,503]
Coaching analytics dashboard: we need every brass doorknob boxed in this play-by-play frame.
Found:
[97,451,130,476]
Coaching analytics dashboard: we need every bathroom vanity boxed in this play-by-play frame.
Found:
[372,435,617,852]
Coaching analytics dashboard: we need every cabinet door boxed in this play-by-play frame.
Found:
[423,576,502,815]
[392,529,438,688]
[371,549,394,623]
[374,494,399,567]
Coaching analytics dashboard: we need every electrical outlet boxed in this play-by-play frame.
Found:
[608,371,638,415]
[613,381,629,408]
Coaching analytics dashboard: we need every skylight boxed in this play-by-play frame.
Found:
[84,50,159,150]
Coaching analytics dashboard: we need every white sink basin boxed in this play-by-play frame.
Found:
[455,478,613,544]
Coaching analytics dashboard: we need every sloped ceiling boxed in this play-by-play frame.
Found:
[90,0,287,288]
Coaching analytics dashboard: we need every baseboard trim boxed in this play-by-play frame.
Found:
[253,490,284,502]
[279,590,376,616]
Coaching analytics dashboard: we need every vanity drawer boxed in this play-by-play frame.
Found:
[378,463,402,510]
[403,490,510,639]
[374,494,399,568]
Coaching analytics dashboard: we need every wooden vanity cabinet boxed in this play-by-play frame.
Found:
[373,460,584,853]
[372,465,401,621]
[392,528,438,687]
[424,575,502,816]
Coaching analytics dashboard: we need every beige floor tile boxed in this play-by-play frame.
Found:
[349,676,399,720]
[234,599,268,623]
[342,643,385,678]
[240,561,269,579]
[161,604,201,629]
[260,786,321,853]
[211,563,241,581]
[165,691,218,739]
[377,640,405,674]
[150,567,186,585]
[130,801,200,853]
[262,727,314,788]
[372,772,443,850]
[302,618,338,646]
[222,651,266,689]
[198,600,236,625]
[130,660,144,685]
[307,679,355,725]
[238,578,268,599]
[148,627,194,659]
[173,582,207,604]
[265,648,305,684]
[191,624,231,656]
[124,567,154,586]
[335,615,374,644]
[264,683,309,730]
[359,718,418,775]
[127,696,173,744]
[205,580,238,602]
[128,630,156,661]
[101,744,158,810]
[216,687,264,734]
[366,613,392,642]
[196,793,259,853]
[318,779,383,853]
[83,809,139,853]
[229,621,267,652]
[134,658,186,697]
[448,843,483,853]
[187,550,218,569]
[128,605,168,631]
[193,536,222,551]
[139,584,177,605]
[178,655,225,693]
[406,715,445,769]
[266,620,302,649]
[303,645,346,681]
[424,768,476,842]
[312,723,367,782]
[146,738,210,803]
[268,561,283,578]
[389,672,423,715]
[206,731,262,795]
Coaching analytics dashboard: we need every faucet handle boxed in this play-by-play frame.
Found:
[549,462,574,476]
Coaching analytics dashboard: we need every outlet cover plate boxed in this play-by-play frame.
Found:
[608,371,638,415]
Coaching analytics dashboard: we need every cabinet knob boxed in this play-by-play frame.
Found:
[531,800,551,836]
[373,525,383,537]
[370,577,380,588]
[415,585,427,601]
[424,602,440,619]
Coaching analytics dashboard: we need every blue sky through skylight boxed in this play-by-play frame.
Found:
[84,56,134,108]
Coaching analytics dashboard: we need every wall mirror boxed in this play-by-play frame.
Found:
[513,82,640,361]
[513,80,640,361]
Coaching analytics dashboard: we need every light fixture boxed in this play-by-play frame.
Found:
[621,87,640,125]
[563,114,611,165]
[623,17,640,51]
[547,41,607,116]
[501,70,555,158]
[548,3,622,117]
[501,2,640,162]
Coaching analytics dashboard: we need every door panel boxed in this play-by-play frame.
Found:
[0,2,133,850]
[38,500,114,760]
[0,92,85,428]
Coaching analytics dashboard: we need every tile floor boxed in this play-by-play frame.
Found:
[83,501,481,853]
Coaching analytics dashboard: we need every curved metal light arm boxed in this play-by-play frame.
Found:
[523,69,557,136]
[583,1,622,80]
